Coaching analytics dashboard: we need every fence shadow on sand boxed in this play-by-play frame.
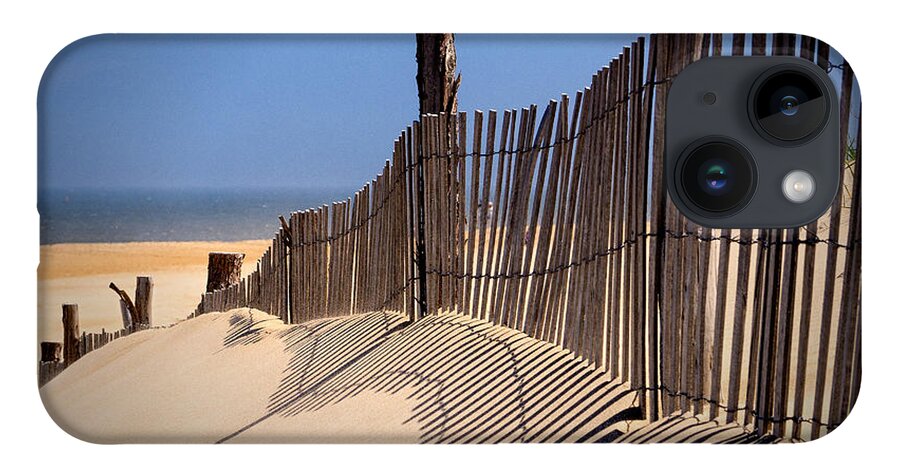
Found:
[217,309,771,444]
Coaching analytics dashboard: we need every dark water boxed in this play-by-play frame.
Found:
[39,187,352,244]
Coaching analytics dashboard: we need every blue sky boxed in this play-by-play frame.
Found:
[38,34,636,191]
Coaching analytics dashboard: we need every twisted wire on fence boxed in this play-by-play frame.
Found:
[632,384,840,430]
[423,229,857,280]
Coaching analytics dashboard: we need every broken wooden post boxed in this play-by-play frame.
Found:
[109,282,139,332]
[415,34,461,116]
[62,304,80,365]
[39,341,64,386]
[206,252,245,292]
[135,276,153,329]
[118,300,133,331]
[40,342,62,363]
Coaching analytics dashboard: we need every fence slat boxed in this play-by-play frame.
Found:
[520,101,557,337]
[492,108,527,328]
[467,111,484,315]
[530,97,568,340]
[480,110,513,323]
[542,91,582,345]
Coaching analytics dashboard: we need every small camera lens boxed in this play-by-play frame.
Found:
[752,68,828,143]
[678,140,756,215]
[780,95,799,116]
[700,159,731,195]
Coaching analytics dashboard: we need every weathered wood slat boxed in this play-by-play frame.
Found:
[754,228,784,437]
[479,110,512,323]
[743,229,767,427]
[644,33,667,421]
[519,101,557,337]
[505,105,542,331]
[709,229,731,419]
[582,68,608,363]
[542,91,582,345]
[608,53,628,377]
[569,72,602,359]
[772,227,799,437]
[467,111,484,315]
[694,226,711,415]
[493,108,529,328]
[531,96,569,341]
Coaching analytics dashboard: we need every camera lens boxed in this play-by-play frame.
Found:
[752,68,828,142]
[700,159,731,195]
[678,140,756,215]
[780,95,799,116]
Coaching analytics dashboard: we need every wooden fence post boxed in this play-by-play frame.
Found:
[207,252,245,292]
[38,342,63,386]
[40,342,62,363]
[135,276,153,329]
[118,300,133,330]
[109,282,139,331]
[62,304,80,365]
[413,121,429,318]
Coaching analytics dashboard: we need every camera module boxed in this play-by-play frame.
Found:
[666,55,840,227]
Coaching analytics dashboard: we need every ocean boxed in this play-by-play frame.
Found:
[39,187,353,244]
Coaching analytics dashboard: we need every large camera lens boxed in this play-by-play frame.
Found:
[678,140,756,215]
[752,68,828,143]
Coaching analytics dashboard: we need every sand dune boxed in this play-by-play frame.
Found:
[38,241,269,342]
[40,308,769,443]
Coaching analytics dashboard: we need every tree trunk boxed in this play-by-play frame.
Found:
[415,34,461,115]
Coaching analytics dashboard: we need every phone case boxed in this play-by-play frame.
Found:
[37,33,861,444]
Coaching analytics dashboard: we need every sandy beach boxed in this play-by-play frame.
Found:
[40,307,765,443]
[37,226,848,442]
[38,241,270,342]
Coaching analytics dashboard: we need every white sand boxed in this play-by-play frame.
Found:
[41,308,647,444]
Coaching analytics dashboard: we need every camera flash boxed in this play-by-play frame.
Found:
[782,170,816,203]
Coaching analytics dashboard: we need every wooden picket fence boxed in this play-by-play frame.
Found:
[189,33,860,441]
[190,154,416,322]
[39,324,133,387]
[39,279,155,387]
